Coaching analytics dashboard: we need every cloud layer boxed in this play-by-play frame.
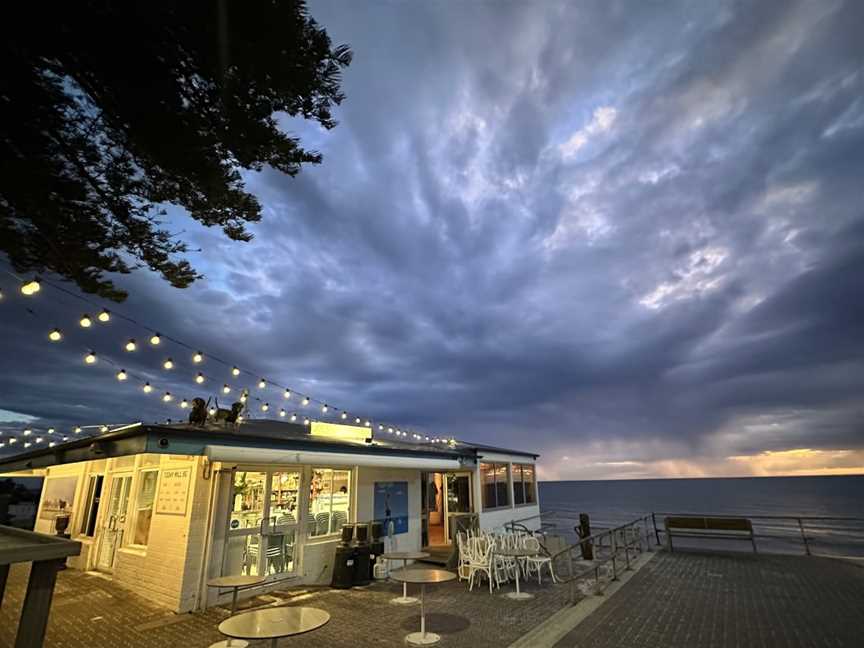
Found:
[2,0,863,479]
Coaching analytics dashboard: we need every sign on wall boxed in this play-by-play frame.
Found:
[374,481,409,535]
[156,467,191,515]
[39,476,78,520]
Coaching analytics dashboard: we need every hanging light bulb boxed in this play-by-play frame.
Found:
[261,403,269,412]
[279,408,286,417]
[258,379,266,389]
[0,288,3,300]
[290,413,298,422]
[365,420,371,427]
[355,417,361,424]
[116,369,128,381]
[283,389,291,399]
[321,404,329,414]
[24,442,32,448]
[79,314,93,328]
[237,415,244,423]
[303,417,310,426]
[20,279,41,296]
[125,339,137,352]
[36,436,43,443]
[195,372,205,384]
[425,436,430,441]
[150,333,161,345]
[192,351,204,363]
[8,437,17,444]
[163,392,173,402]
[47,427,55,434]
[232,366,240,377]
[97,309,111,322]
[180,399,189,409]
[222,384,231,394]
[208,407,216,416]
[100,425,109,433]
[387,427,393,434]
[74,426,82,434]
[62,435,69,441]
[84,351,97,364]
[378,424,384,431]
[302,396,310,406]
[240,393,247,404]
[163,357,174,370]
[23,428,32,436]
[49,442,56,448]
[48,328,63,342]
[143,382,153,393]
[341,411,348,420]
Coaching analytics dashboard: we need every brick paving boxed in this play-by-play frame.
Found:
[555,551,864,648]
[0,563,575,648]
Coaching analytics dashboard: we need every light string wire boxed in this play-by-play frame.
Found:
[0,266,456,451]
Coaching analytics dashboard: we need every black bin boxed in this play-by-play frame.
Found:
[331,545,356,589]
[352,543,371,586]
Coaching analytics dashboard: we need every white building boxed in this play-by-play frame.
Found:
[0,420,539,612]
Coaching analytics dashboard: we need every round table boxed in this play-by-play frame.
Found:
[206,575,267,648]
[380,551,430,604]
[218,606,330,648]
[390,568,456,646]
[495,547,537,600]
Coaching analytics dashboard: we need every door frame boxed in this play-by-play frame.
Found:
[95,473,133,573]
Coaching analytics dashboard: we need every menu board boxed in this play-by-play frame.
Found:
[155,468,191,515]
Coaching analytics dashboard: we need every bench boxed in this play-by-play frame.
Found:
[664,516,757,553]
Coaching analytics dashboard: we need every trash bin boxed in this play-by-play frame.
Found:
[352,543,371,586]
[331,544,356,589]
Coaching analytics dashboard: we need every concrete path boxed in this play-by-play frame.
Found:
[554,550,864,648]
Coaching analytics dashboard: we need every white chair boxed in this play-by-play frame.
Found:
[523,536,557,584]
[466,542,496,594]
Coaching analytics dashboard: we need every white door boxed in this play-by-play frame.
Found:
[96,475,132,572]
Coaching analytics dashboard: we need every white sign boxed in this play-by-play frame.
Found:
[156,468,191,515]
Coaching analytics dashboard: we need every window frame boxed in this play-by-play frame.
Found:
[307,467,352,539]
[480,462,512,511]
[128,468,159,548]
[513,463,536,507]
[77,473,104,537]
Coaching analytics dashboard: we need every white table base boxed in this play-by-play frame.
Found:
[502,566,534,600]
[208,641,249,648]
[405,584,441,646]
[390,559,419,604]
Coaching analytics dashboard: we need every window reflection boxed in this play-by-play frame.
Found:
[231,472,266,530]
[308,468,351,536]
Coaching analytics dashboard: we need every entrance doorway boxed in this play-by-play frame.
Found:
[421,472,473,549]
[95,474,132,572]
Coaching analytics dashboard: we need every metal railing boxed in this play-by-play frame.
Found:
[651,512,864,556]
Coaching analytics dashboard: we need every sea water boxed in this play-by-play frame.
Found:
[538,475,864,555]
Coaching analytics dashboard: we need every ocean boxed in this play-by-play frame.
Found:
[538,475,864,556]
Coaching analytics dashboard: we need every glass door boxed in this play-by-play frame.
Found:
[96,475,132,572]
[445,473,473,542]
[223,470,301,581]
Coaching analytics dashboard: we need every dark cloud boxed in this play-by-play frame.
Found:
[2,0,864,478]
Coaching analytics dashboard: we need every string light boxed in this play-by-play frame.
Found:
[100,425,109,433]
[290,413,297,422]
[279,408,286,417]
[125,339,137,352]
[62,435,69,441]
[321,404,328,414]
[74,426,82,434]
[258,379,266,389]
[355,417,361,424]
[192,351,204,363]
[232,366,240,376]
[261,403,269,412]
[163,358,174,370]
[222,384,231,394]
[180,399,189,409]
[143,382,153,393]
[23,429,32,436]
[163,392,173,402]
[283,389,291,399]
[116,369,127,381]
[150,333,161,345]
[302,397,310,406]
[20,279,40,295]
[365,420,371,427]
[49,442,56,448]
[24,442,31,448]
[97,309,111,323]
[8,438,16,444]
[240,393,247,404]
[303,417,310,426]
[195,372,205,384]
[208,407,216,416]
[47,427,55,434]
[79,314,92,328]
[84,351,97,364]
[48,328,63,342]
[341,411,348,420]
[35,436,43,443]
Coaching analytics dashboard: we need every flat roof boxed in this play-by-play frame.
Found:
[0,420,538,473]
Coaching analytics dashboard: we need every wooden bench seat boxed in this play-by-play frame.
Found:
[664,516,757,553]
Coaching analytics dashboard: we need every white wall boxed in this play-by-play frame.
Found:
[472,453,542,533]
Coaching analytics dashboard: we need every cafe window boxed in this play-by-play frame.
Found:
[308,468,351,537]
[480,462,510,510]
[229,471,267,530]
[513,464,536,506]
[132,470,158,546]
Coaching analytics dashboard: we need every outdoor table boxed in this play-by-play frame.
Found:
[218,606,330,648]
[380,550,430,604]
[495,546,536,600]
[206,574,266,648]
[390,567,456,646]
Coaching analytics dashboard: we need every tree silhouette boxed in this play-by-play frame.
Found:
[0,1,351,300]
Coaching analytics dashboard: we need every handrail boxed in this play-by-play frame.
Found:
[652,511,864,522]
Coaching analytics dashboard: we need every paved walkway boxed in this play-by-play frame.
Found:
[555,551,864,648]
[0,563,573,647]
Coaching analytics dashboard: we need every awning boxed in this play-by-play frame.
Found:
[205,445,466,470]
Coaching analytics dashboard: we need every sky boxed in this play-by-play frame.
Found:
[1,0,863,480]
